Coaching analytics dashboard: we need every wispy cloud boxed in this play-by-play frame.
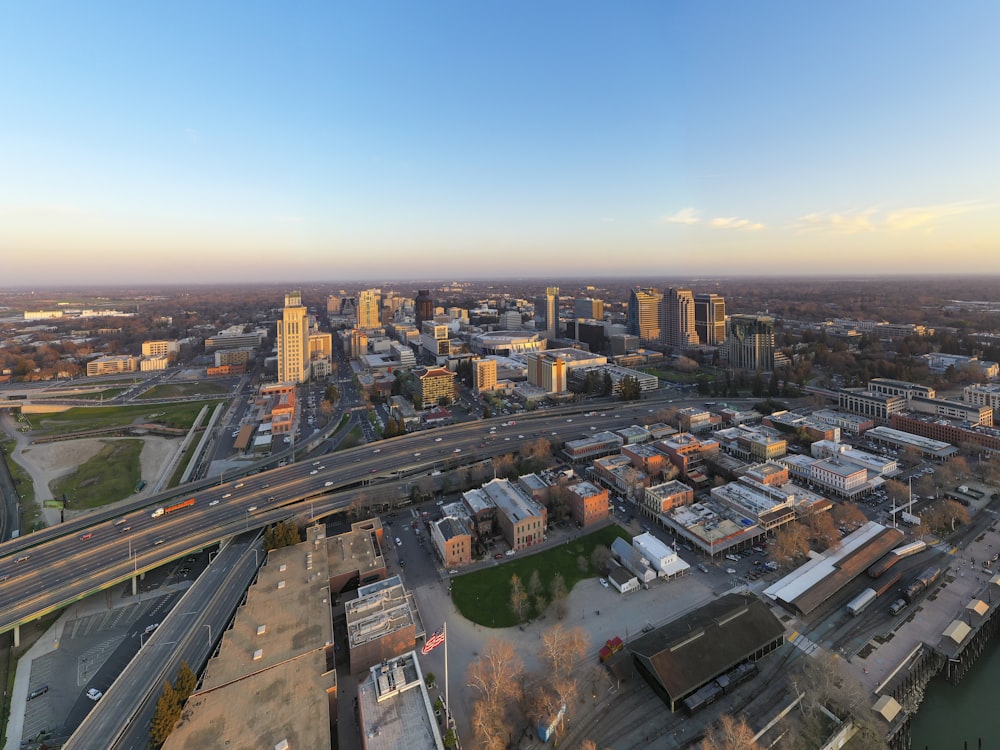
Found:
[659,207,764,230]
[710,216,765,231]
[600,216,615,223]
[794,202,981,234]
[184,127,202,144]
[659,207,701,225]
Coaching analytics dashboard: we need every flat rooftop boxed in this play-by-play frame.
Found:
[346,580,419,649]
[357,651,444,750]
[328,518,386,581]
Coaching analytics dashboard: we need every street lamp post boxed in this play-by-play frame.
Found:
[203,624,212,648]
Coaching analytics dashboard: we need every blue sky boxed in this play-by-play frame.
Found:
[2,1,998,285]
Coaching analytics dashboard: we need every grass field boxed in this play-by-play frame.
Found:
[44,387,130,401]
[34,401,221,436]
[0,438,40,529]
[452,525,632,628]
[50,439,142,509]
[167,432,203,488]
[335,425,363,451]
[137,382,231,399]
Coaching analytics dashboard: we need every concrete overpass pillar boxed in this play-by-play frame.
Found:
[13,624,19,649]
[132,574,138,596]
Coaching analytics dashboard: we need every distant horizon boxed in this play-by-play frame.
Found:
[3,271,1000,297]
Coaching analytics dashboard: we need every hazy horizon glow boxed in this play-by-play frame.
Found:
[2,2,999,285]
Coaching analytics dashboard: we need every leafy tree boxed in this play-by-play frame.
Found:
[175,660,197,698]
[148,680,182,747]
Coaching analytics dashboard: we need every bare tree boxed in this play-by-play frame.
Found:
[510,574,529,623]
[466,638,524,711]
[527,570,543,600]
[770,523,809,567]
[700,714,761,750]
[804,511,840,551]
[549,572,569,619]
[492,453,517,480]
[831,502,867,531]
[884,479,909,508]
[590,544,612,573]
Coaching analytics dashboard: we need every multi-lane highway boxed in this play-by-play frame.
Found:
[0,395,692,637]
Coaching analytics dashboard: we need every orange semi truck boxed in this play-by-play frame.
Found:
[150,497,196,518]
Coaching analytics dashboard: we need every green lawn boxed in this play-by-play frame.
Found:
[0,438,41,530]
[33,400,222,436]
[138,382,231,399]
[42,387,130,401]
[50,438,143,509]
[452,525,632,628]
[167,432,204,488]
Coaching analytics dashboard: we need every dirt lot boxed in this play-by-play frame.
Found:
[13,435,178,523]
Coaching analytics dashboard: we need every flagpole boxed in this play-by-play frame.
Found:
[444,620,450,728]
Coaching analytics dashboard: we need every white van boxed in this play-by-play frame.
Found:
[725,554,740,563]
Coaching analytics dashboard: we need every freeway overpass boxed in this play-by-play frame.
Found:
[0,396,686,643]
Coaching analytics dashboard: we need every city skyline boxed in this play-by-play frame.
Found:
[3,2,999,285]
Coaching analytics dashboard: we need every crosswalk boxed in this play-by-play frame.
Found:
[787,629,821,656]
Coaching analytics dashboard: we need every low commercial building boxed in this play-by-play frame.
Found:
[715,425,787,463]
[357,650,445,750]
[653,432,720,483]
[565,480,609,527]
[327,518,389,594]
[890,413,1000,455]
[163,524,337,750]
[633,532,690,578]
[630,594,785,712]
[464,479,547,551]
[589,454,649,496]
[810,409,876,435]
[838,389,907,425]
[86,354,138,376]
[564,431,624,462]
[610,537,657,584]
[865,425,959,460]
[346,577,421,674]
[608,561,641,594]
[139,354,169,372]
[141,339,179,357]
[430,515,473,568]
[641,480,694,517]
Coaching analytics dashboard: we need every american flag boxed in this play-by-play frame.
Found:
[421,627,445,655]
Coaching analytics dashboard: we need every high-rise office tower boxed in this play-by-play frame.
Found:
[694,293,726,346]
[357,288,381,330]
[724,314,775,371]
[415,289,434,328]
[534,287,560,340]
[663,288,699,349]
[574,297,604,320]
[277,291,310,384]
[627,288,663,345]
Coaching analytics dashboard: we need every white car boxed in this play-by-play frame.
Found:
[599,578,609,588]
[395,537,402,547]
[310,470,318,475]
[86,688,103,701]
[209,500,220,507]
[324,481,334,487]
[453,448,461,453]
[435,437,443,442]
